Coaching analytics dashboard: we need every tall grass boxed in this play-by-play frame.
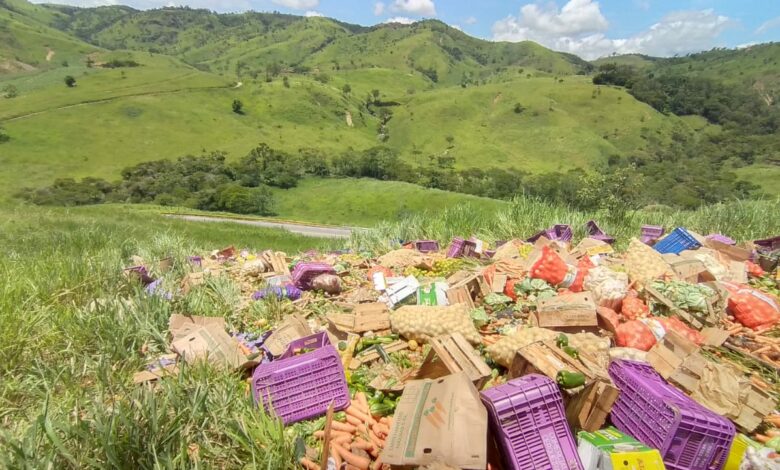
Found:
[2,199,778,467]
[350,197,780,253]
[0,205,327,468]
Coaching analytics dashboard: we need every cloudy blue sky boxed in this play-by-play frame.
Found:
[38,0,780,60]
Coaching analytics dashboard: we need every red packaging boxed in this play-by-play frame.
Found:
[721,281,780,330]
[621,295,650,321]
[616,320,657,351]
[746,261,765,278]
[655,316,704,345]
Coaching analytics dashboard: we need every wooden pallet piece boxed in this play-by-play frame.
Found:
[417,333,492,388]
[564,380,619,432]
[349,340,408,370]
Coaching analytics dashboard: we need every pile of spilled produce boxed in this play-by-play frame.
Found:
[126,223,780,470]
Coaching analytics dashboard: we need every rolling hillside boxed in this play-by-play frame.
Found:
[1,0,777,209]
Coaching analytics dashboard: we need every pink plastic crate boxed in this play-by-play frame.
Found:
[292,262,336,290]
[446,237,477,258]
[527,225,573,244]
[481,375,583,470]
[640,225,665,245]
[609,360,734,470]
[706,234,736,246]
[252,332,349,424]
[585,220,615,244]
[414,240,440,253]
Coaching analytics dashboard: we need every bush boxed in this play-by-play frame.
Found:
[2,84,18,98]
[64,76,76,87]
[0,127,9,143]
[214,184,275,215]
[232,99,243,114]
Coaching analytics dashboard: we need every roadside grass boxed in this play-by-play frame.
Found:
[270,177,507,227]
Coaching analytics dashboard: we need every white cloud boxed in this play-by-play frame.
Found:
[756,16,780,35]
[384,16,416,25]
[492,0,732,60]
[270,0,318,10]
[304,10,323,17]
[374,1,385,16]
[464,16,477,25]
[390,0,435,17]
[737,42,758,49]
[634,0,650,11]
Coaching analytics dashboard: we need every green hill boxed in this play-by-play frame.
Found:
[0,0,777,212]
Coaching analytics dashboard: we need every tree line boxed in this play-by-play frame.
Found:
[17,138,763,216]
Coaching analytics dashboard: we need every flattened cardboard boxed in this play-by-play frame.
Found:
[533,292,598,329]
[169,314,227,342]
[264,312,312,357]
[704,239,752,261]
[171,325,243,369]
[382,372,487,469]
[353,302,391,331]
[133,353,179,384]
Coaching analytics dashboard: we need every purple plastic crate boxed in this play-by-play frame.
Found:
[481,375,583,470]
[251,332,349,425]
[447,237,466,258]
[640,225,665,245]
[124,266,155,286]
[608,360,735,470]
[414,240,440,253]
[292,262,336,290]
[654,228,702,255]
[527,225,573,244]
[585,220,615,244]
[706,234,736,246]
[447,237,478,258]
[754,235,780,253]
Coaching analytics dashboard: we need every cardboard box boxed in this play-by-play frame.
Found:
[263,313,312,357]
[578,427,666,470]
[417,282,448,306]
[382,372,487,469]
[647,330,776,432]
[169,314,227,342]
[532,292,598,330]
[171,324,244,369]
[416,333,492,388]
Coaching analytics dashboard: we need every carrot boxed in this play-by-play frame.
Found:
[767,429,780,438]
[346,405,375,425]
[355,392,370,413]
[300,457,321,470]
[331,421,357,433]
[332,434,353,445]
[755,434,772,443]
[314,430,350,439]
[345,465,360,470]
[353,438,378,458]
[372,457,384,470]
[367,430,385,449]
[330,442,342,469]
[333,444,371,470]
[345,414,362,427]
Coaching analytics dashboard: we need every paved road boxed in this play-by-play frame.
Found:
[165,214,354,238]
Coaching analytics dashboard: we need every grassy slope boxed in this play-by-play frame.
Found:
[0,0,99,71]
[388,75,683,171]
[270,177,506,226]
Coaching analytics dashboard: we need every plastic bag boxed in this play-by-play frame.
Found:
[621,294,650,320]
[311,274,341,295]
[584,266,628,309]
[615,320,657,351]
[655,316,704,345]
[529,245,586,292]
[529,246,568,286]
[624,238,671,285]
[486,327,559,367]
[721,281,780,330]
[391,304,481,344]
